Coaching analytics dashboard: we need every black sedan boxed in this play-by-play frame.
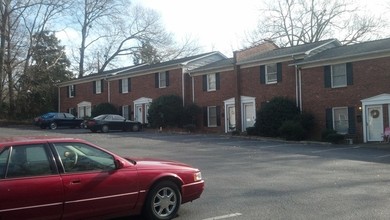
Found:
[86,114,142,133]
[34,112,84,130]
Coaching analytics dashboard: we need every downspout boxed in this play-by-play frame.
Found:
[107,79,111,103]
[58,86,60,112]
[298,67,303,111]
[182,67,185,106]
[192,75,195,103]
[233,51,242,133]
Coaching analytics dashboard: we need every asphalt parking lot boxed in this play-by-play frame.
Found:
[2,126,390,220]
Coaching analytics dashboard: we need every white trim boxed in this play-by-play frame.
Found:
[240,96,256,132]
[224,98,235,133]
[361,93,390,142]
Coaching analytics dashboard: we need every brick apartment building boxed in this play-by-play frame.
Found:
[58,38,390,143]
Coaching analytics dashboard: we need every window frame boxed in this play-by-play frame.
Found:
[207,73,216,91]
[121,78,129,93]
[95,80,102,94]
[68,85,75,98]
[333,107,349,134]
[331,63,347,88]
[265,63,277,84]
[159,72,167,88]
[208,106,217,127]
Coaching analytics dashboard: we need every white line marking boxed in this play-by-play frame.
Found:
[311,146,360,153]
[202,213,242,220]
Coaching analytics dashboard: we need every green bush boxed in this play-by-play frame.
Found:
[91,103,118,117]
[246,126,258,136]
[279,120,306,141]
[321,129,345,144]
[183,103,201,126]
[147,95,184,128]
[255,97,300,137]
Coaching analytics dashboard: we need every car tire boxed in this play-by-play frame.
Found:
[144,181,181,220]
[101,125,109,133]
[132,124,140,132]
[49,122,57,130]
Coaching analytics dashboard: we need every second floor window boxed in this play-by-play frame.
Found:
[266,63,277,84]
[95,80,102,94]
[68,85,75,98]
[207,73,216,91]
[332,64,347,88]
[119,78,130,93]
[155,71,169,88]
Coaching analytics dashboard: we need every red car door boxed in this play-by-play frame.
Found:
[61,169,139,219]
[52,142,139,219]
[0,144,64,220]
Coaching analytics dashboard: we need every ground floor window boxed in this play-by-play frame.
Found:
[333,107,349,134]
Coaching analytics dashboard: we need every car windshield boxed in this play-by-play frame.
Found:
[93,115,107,120]
[41,113,55,119]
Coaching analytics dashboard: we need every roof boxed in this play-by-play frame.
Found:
[190,58,235,74]
[58,52,225,86]
[297,38,390,67]
[237,39,340,65]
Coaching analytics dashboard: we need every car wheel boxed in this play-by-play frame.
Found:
[144,181,181,220]
[49,122,57,130]
[132,124,140,132]
[101,125,109,133]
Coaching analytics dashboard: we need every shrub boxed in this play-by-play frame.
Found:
[147,95,184,128]
[279,120,306,141]
[254,97,300,137]
[183,103,201,126]
[246,126,258,136]
[91,103,118,117]
[321,129,345,144]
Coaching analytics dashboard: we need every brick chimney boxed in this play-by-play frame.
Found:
[235,40,278,62]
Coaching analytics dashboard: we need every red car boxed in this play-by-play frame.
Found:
[0,137,204,220]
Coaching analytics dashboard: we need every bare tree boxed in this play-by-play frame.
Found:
[0,0,68,117]
[70,1,201,77]
[247,0,386,47]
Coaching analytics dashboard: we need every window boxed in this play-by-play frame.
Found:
[95,80,102,94]
[333,107,349,134]
[0,148,10,179]
[122,105,130,119]
[332,64,347,88]
[6,144,54,178]
[53,142,115,173]
[207,73,216,91]
[120,78,130,93]
[260,63,281,84]
[68,85,75,98]
[266,63,277,84]
[69,108,76,116]
[159,72,167,88]
[208,106,217,127]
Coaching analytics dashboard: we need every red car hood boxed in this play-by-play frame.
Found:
[125,157,196,170]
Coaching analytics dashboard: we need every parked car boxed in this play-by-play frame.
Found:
[33,112,84,130]
[0,137,204,220]
[86,114,142,132]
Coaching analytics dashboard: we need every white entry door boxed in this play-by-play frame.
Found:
[226,105,236,132]
[242,103,255,131]
[366,105,383,141]
[135,104,143,123]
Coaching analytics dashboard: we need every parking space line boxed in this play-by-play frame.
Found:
[202,213,242,220]
[311,146,360,153]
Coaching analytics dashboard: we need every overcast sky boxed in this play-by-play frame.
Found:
[132,0,390,57]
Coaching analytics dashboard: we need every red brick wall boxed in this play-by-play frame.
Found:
[301,57,390,141]
[60,80,109,112]
[240,62,297,110]
[193,70,237,132]
[110,68,184,107]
